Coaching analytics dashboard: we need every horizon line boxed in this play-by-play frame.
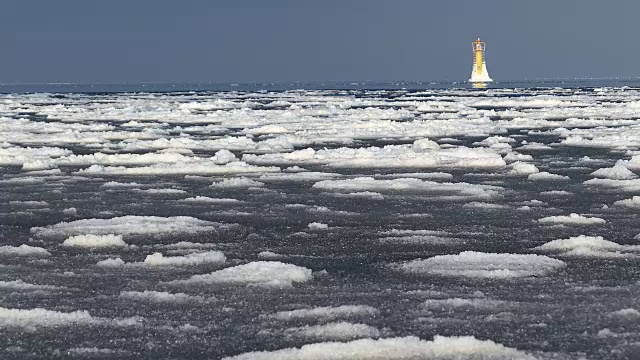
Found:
[1,77,640,86]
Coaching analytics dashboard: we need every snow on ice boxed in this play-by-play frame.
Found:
[169,261,313,288]
[399,251,565,278]
[222,335,535,360]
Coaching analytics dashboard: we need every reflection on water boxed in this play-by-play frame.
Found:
[472,82,488,89]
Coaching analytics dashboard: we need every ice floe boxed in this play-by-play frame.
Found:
[508,162,539,175]
[0,280,62,291]
[222,335,535,360]
[612,196,640,208]
[313,177,501,200]
[533,235,638,258]
[269,305,379,322]
[31,216,219,238]
[538,213,606,226]
[584,178,640,192]
[527,172,569,181]
[0,307,139,331]
[280,321,380,342]
[210,177,265,188]
[591,162,637,180]
[244,142,506,169]
[96,258,125,267]
[169,261,313,288]
[608,308,640,320]
[142,251,226,267]
[119,290,208,304]
[307,222,329,230]
[177,196,241,204]
[399,251,565,278]
[0,245,50,257]
[61,234,127,248]
[423,298,508,311]
[75,161,279,176]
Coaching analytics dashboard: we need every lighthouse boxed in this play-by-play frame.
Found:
[469,38,493,83]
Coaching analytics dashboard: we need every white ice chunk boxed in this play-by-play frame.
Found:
[258,251,284,260]
[508,161,539,175]
[591,161,637,180]
[143,251,226,267]
[538,213,606,226]
[502,152,533,163]
[119,290,207,304]
[463,202,510,210]
[609,308,640,320]
[76,161,279,176]
[516,142,553,151]
[177,196,241,204]
[540,190,573,196]
[308,222,329,230]
[0,307,95,330]
[259,172,341,182]
[282,321,379,342]
[31,216,219,238]
[0,280,62,291]
[97,258,125,267]
[325,191,385,200]
[244,144,505,170]
[313,177,500,201]
[423,298,507,310]
[170,261,313,288]
[534,235,636,258]
[210,177,265,188]
[163,242,217,249]
[399,251,565,278]
[0,307,139,331]
[527,172,570,181]
[62,234,127,248]
[613,196,640,208]
[584,178,640,192]
[222,335,535,360]
[270,305,379,322]
[0,245,50,257]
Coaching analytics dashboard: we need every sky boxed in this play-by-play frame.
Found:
[1,0,638,83]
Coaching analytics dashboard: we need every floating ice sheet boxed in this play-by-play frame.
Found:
[0,280,62,291]
[269,305,379,322]
[0,245,50,257]
[538,213,606,226]
[591,162,637,180]
[613,196,640,208]
[62,234,127,248]
[119,290,208,304]
[75,161,280,176]
[313,177,501,201]
[280,321,380,342]
[143,251,226,267]
[527,172,570,181]
[210,177,265,188]
[244,142,506,170]
[169,261,313,288]
[31,216,219,238]
[534,235,637,258]
[399,251,565,279]
[0,307,139,331]
[222,335,536,360]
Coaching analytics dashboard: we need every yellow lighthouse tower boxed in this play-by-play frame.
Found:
[469,38,493,83]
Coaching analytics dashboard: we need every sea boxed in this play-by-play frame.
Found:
[1,79,640,359]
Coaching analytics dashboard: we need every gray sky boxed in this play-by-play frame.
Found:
[2,0,637,83]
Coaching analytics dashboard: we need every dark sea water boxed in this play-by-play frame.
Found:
[1,80,640,359]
